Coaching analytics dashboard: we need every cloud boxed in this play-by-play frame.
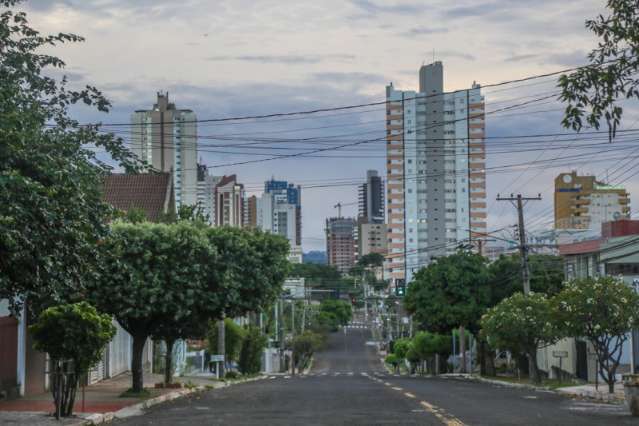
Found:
[400,27,449,37]
[205,54,356,65]
[504,53,540,62]
[547,50,588,67]
[436,50,476,61]
[312,72,386,84]
[349,0,423,16]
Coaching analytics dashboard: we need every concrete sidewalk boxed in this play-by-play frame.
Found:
[0,372,242,425]
[557,383,625,402]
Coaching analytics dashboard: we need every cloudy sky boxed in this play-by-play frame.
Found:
[18,0,638,250]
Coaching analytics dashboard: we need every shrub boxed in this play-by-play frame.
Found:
[238,326,267,375]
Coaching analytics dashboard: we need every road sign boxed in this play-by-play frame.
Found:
[210,354,225,362]
[552,350,568,358]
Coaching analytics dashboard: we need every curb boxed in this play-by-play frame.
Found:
[81,375,267,425]
[442,374,625,403]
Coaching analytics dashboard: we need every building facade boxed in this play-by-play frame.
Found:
[359,170,384,223]
[215,175,245,227]
[130,92,197,209]
[326,217,357,274]
[358,222,388,257]
[385,62,486,286]
[196,164,221,225]
[555,171,630,230]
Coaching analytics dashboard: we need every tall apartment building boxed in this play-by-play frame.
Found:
[131,92,197,209]
[359,170,384,223]
[555,171,630,230]
[244,195,258,228]
[196,163,221,225]
[215,175,245,227]
[385,62,486,286]
[257,179,303,262]
[326,217,357,274]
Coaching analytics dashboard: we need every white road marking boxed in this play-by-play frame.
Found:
[404,392,416,398]
[392,386,403,391]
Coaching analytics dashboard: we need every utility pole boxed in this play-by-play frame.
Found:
[217,317,225,377]
[496,193,542,295]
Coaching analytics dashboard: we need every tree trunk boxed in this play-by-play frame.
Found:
[485,348,496,377]
[459,326,467,373]
[217,319,226,378]
[164,339,175,385]
[528,350,541,385]
[131,334,147,393]
[478,340,486,376]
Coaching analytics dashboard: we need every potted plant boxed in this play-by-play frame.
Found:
[623,374,639,416]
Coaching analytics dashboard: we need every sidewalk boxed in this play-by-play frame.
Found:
[556,383,625,402]
[0,371,240,425]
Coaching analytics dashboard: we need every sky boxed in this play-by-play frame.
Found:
[18,0,639,251]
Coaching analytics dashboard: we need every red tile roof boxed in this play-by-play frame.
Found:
[103,173,173,222]
[558,238,602,256]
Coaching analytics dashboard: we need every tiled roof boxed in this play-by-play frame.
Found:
[103,173,173,222]
[558,238,602,256]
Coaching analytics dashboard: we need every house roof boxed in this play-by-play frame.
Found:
[103,173,173,222]
[558,238,602,256]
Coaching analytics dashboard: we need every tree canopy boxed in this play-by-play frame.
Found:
[0,0,140,315]
[404,251,491,334]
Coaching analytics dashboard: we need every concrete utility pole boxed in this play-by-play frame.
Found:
[496,193,542,295]
[217,317,225,377]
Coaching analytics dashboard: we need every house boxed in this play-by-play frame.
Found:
[103,172,175,221]
[538,219,639,381]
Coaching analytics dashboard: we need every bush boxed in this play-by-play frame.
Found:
[207,318,246,363]
[291,331,324,369]
[224,371,241,380]
[238,326,267,375]
[30,302,115,418]
[385,354,401,373]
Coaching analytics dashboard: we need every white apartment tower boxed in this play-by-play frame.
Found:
[385,62,486,286]
[131,92,198,209]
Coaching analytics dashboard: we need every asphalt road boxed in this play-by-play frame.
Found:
[116,322,634,425]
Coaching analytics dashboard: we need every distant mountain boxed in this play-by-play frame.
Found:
[303,251,327,264]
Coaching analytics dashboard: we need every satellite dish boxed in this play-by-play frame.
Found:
[613,211,621,221]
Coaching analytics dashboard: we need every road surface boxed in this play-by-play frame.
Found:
[116,322,633,425]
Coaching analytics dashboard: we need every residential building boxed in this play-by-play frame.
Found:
[215,175,245,227]
[538,219,639,381]
[257,179,303,262]
[326,217,357,274]
[244,195,258,228]
[130,92,197,209]
[358,222,388,257]
[196,164,221,225]
[385,62,486,287]
[555,171,630,230]
[359,170,384,223]
[103,172,175,221]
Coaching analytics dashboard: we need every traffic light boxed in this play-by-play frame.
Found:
[395,279,406,297]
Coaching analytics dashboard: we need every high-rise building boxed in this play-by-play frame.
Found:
[215,175,245,227]
[358,222,387,257]
[555,171,630,230]
[244,195,258,228]
[359,170,385,223]
[258,179,302,246]
[130,92,197,209]
[385,62,486,286]
[196,163,221,226]
[326,217,357,274]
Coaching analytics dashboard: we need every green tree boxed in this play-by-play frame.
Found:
[554,276,639,393]
[319,299,352,327]
[207,318,246,365]
[29,302,115,418]
[385,354,401,374]
[559,0,639,138]
[88,222,223,393]
[411,331,451,375]
[290,331,324,370]
[0,0,140,315]
[238,326,268,375]
[404,251,490,335]
[488,254,564,302]
[481,292,560,384]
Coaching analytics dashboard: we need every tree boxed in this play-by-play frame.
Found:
[411,331,451,375]
[290,331,324,370]
[392,337,411,367]
[357,252,384,268]
[385,354,401,374]
[207,318,246,365]
[481,292,560,384]
[88,222,222,393]
[238,326,268,375]
[559,0,639,138]
[29,302,115,418]
[319,299,352,327]
[554,276,639,393]
[488,254,564,302]
[0,0,140,315]
[404,251,490,335]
